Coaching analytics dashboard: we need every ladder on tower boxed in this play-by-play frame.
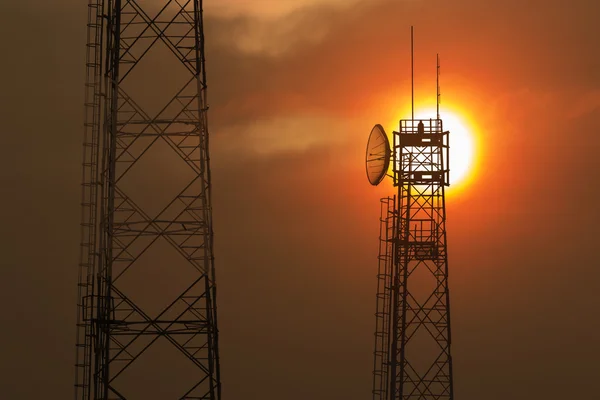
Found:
[75,1,104,399]
[372,196,396,400]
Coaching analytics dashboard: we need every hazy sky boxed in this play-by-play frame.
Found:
[1,0,599,399]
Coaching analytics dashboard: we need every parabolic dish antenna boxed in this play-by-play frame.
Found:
[365,124,391,186]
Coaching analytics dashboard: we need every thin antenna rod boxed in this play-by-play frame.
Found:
[411,26,414,121]
[437,53,440,120]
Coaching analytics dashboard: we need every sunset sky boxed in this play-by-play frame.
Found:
[1,0,600,399]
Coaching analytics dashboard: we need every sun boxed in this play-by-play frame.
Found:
[431,109,476,189]
[388,106,478,192]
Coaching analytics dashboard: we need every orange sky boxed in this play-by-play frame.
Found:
[200,1,600,398]
[1,0,599,399]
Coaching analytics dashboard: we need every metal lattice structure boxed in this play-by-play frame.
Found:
[372,119,453,400]
[75,0,221,398]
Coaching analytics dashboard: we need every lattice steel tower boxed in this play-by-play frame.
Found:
[75,0,221,398]
[365,29,454,400]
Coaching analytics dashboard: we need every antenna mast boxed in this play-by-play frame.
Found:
[437,53,441,119]
[411,26,414,121]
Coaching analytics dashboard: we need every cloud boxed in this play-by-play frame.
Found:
[212,114,354,156]
[205,0,363,19]
[204,0,600,136]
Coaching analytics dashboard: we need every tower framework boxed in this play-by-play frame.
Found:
[75,0,221,398]
[372,119,453,400]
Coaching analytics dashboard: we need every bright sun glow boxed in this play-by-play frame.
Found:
[389,106,478,191]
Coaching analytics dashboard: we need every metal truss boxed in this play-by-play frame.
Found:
[75,1,221,399]
[372,119,454,400]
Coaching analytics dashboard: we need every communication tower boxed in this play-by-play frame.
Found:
[74,1,221,398]
[365,28,454,399]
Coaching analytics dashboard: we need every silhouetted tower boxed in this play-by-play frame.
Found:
[365,28,454,400]
[74,1,221,398]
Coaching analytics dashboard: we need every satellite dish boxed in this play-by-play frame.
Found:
[365,124,391,186]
